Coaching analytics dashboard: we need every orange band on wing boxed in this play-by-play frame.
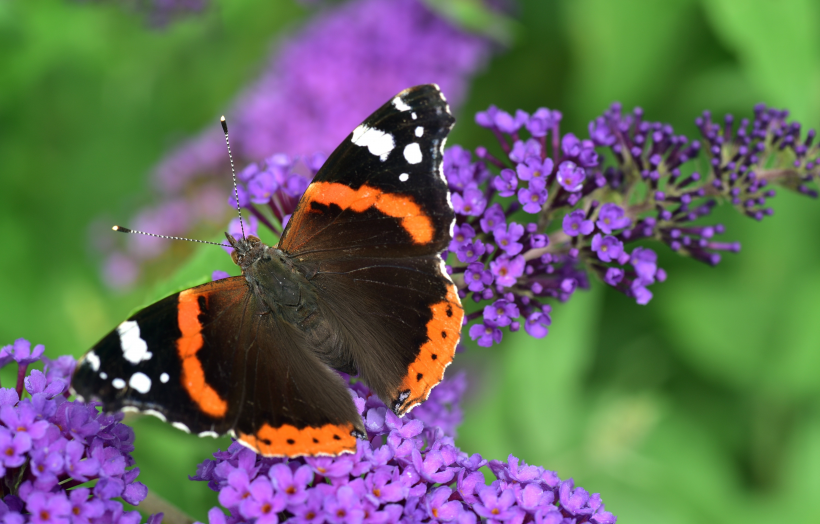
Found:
[303,182,434,244]
[238,422,357,458]
[177,290,228,418]
[396,284,463,415]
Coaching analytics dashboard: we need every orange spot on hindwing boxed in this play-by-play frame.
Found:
[395,284,463,415]
[303,182,434,244]
[238,422,357,457]
[177,290,228,418]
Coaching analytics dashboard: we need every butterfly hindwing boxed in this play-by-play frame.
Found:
[73,277,363,456]
[312,255,462,415]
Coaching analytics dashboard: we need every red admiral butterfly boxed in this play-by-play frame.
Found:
[71,85,464,457]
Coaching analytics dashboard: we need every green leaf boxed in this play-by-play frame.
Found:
[422,0,521,45]
[701,0,820,122]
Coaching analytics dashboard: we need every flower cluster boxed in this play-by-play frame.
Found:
[0,339,155,524]
[99,0,491,289]
[191,374,616,524]
[439,101,820,347]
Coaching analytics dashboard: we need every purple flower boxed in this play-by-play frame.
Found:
[509,138,542,163]
[556,160,586,192]
[468,323,503,347]
[425,486,462,521]
[452,187,487,217]
[479,203,507,234]
[591,234,624,263]
[518,179,549,214]
[212,270,230,281]
[596,203,631,234]
[527,108,561,137]
[1,403,49,439]
[630,247,659,283]
[450,223,476,251]
[562,210,593,237]
[490,255,525,287]
[493,223,525,256]
[473,486,519,521]
[288,490,325,524]
[26,492,71,524]
[239,477,285,524]
[456,240,487,264]
[67,488,104,524]
[524,311,551,338]
[604,267,625,285]
[483,300,520,328]
[0,427,30,468]
[517,157,554,182]
[364,467,406,506]
[492,168,518,197]
[324,485,364,524]
[247,170,279,204]
[464,263,494,292]
[9,339,44,365]
[269,463,312,506]
[64,440,100,482]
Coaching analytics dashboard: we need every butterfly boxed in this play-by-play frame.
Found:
[71,84,464,457]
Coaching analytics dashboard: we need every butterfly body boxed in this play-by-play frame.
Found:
[71,84,463,457]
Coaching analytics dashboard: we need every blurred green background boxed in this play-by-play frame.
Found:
[2,0,820,522]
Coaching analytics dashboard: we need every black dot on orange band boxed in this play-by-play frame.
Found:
[431,353,437,360]
[313,438,319,443]
[287,439,295,445]
[416,373,423,381]
[446,306,453,317]
[441,331,447,338]
[262,438,271,445]
[333,434,341,440]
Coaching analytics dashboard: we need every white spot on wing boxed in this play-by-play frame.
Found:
[399,173,409,182]
[129,372,151,394]
[392,96,411,111]
[411,112,417,120]
[172,422,191,434]
[122,406,139,413]
[112,378,126,389]
[116,321,152,364]
[351,124,394,161]
[160,373,169,383]
[404,143,422,164]
[449,216,456,238]
[100,372,108,379]
[437,137,449,183]
[144,409,167,422]
[199,431,219,438]
[415,126,424,137]
[85,352,100,372]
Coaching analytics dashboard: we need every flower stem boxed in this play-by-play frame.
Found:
[15,364,28,399]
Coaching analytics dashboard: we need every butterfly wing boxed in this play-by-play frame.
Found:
[71,277,363,457]
[279,84,463,415]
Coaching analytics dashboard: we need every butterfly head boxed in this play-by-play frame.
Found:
[225,233,267,271]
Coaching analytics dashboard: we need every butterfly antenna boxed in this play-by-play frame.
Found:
[112,226,231,247]
[221,116,246,240]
